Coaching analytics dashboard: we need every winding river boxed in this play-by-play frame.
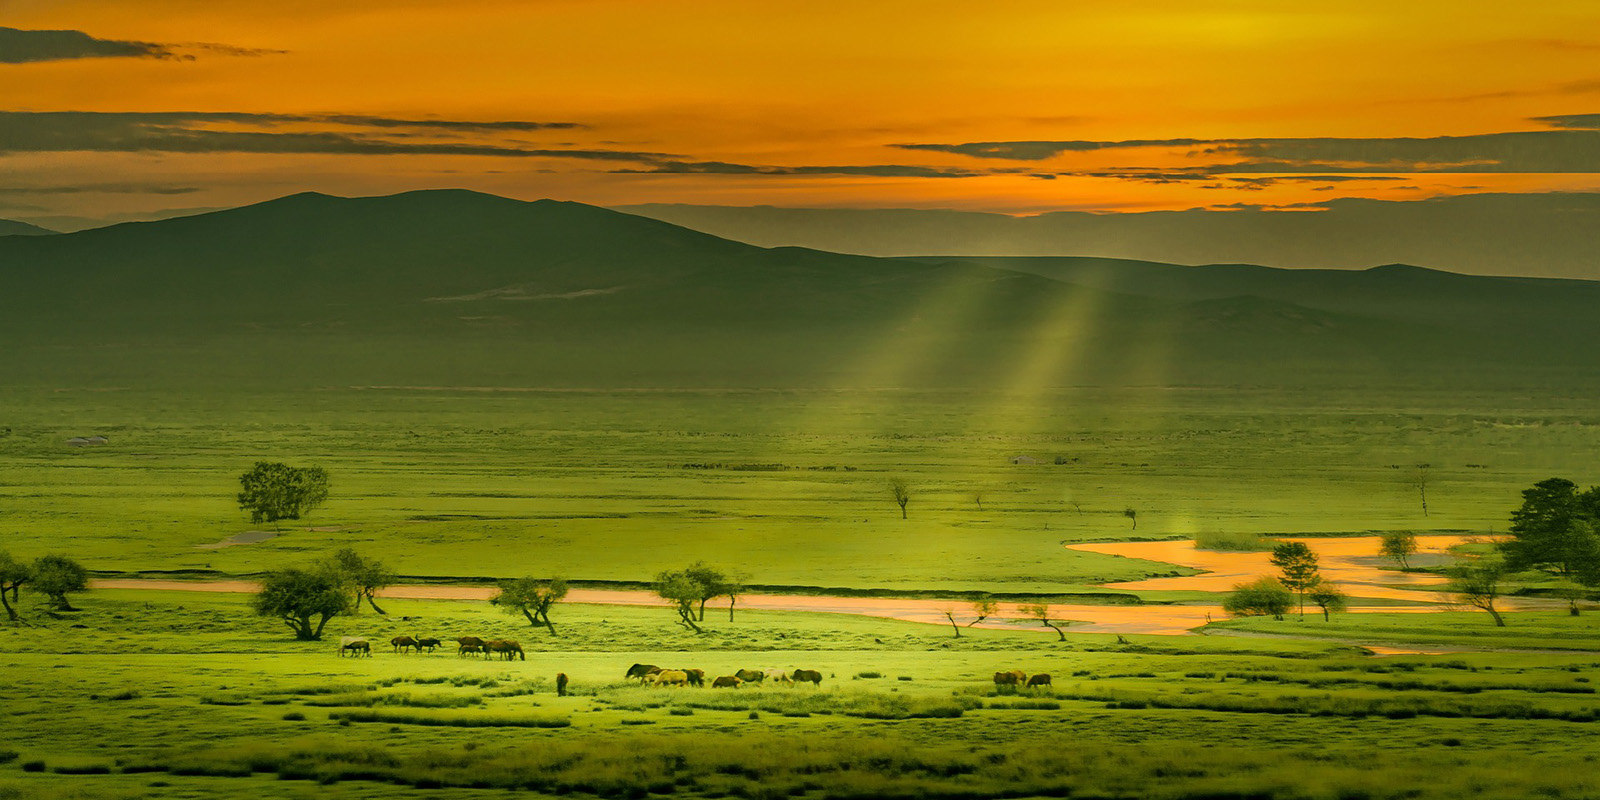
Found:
[92,534,1498,638]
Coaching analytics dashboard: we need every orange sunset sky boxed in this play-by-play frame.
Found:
[4,0,1600,229]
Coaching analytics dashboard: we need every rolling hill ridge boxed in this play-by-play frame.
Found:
[0,190,1593,390]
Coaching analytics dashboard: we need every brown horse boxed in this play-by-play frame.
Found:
[712,675,742,689]
[1027,673,1053,689]
[790,669,822,687]
[556,673,569,697]
[338,637,371,658]
[734,668,765,684]
[455,636,488,657]
[486,639,525,661]
[680,668,705,687]
[415,637,442,653]
[391,635,418,654]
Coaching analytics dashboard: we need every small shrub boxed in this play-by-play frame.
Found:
[897,676,913,682]
[51,764,112,775]
[0,751,17,765]
[668,708,694,717]
[22,760,46,772]
[854,671,883,679]
[282,712,306,721]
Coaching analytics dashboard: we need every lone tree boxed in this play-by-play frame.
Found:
[723,569,748,622]
[1415,463,1432,517]
[491,577,569,636]
[1269,541,1322,619]
[31,555,88,612]
[252,566,352,640]
[1380,530,1419,571]
[330,548,395,615]
[968,595,999,628]
[683,562,729,621]
[1019,602,1066,641]
[1499,478,1600,616]
[1222,576,1293,620]
[1448,554,1508,627]
[237,461,330,525]
[890,478,910,519]
[654,569,706,633]
[1124,507,1138,530]
[1307,581,1348,622]
[0,550,30,622]
[939,607,965,638]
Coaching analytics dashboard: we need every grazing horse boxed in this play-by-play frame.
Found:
[680,668,705,687]
[391,635,418,654]
[734,668,765,684]
[712,675,742,689]
[626,663,662,682]
[486,639,525,661]
[415,637,442,653]
[455,636,488,657]
[764,669,792,684]
[1027,673,1053,689]
[556,673,569,697]
[338,637,371,658]
[649,670,689,687]
[790,669,822,687]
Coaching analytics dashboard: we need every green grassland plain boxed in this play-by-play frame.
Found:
[2,385,1595,591]
[6,384,1600,799]
[5,590,1600,799]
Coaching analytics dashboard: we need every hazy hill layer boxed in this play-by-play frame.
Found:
[0,190,1595,390]
[621,192,1600,280]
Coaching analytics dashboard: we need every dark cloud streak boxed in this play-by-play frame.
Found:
[0,27,280,63]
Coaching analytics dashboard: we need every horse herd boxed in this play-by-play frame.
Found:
[337,635,525,661]
[333,637,1048,694]
[625,663,824,689]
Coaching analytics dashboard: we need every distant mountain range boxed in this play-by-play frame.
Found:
[621,192,1600,280]
[0,219,54,236]
[1,189,1595,390]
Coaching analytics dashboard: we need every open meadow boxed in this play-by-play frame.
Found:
[5,385,1600,798]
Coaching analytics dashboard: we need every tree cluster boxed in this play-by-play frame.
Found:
[1224,541,1347,622]
[252,548,396,639]
[653,562,745,632]
[1499,477,1600,616]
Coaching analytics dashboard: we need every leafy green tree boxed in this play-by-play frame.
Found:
[491,577,569,636]
[1269,541,1321,619]
[0,550,30,622]
[968,595,999,628]
[1380,530,1419,570]
[1448,554,1508,627]
[683,562,728,621]
[1222,576,1293,620]
[890,478,910,519]
[237,461,330,525]
[252,566,352,640]
[1307,581,1348,622]
[654,569,706,633]
[1124,507,1138,530]
[31,555,87,611]
[1500,478,1600,615]
[1019,602,1066,641]
[330,548,395,615]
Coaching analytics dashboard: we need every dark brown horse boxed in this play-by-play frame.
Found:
[680,668,705,687]
[790,669,822,687]
[626,663,661,681]
[391,635,418,653]
[556,673,569,697]
[455,636,488,657]
[1027,673,1053,689]
[415,637,442,653]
